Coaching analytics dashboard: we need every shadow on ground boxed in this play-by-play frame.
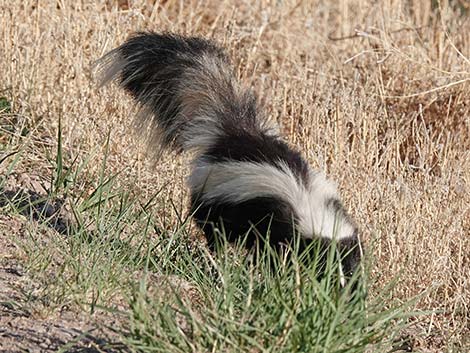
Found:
[0,188,72,235]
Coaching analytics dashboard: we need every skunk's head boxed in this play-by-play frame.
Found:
[298,195,362,287]
[295,195,362,287]
[336,229,362,285]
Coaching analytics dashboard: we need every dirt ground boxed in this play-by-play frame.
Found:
[0,211,128,353]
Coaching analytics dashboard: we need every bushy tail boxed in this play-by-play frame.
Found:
[97,32,273,154]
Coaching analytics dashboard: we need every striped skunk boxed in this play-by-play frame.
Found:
[97,32,362,285]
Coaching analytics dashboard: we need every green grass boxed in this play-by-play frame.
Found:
[124,234,417,353]
[0,126,422,352]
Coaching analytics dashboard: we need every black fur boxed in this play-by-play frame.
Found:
[120,33,224,148]
[203,133,311,186]
[191,196,294,251]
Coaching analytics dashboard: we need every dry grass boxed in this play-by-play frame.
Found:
[1,0,469,351]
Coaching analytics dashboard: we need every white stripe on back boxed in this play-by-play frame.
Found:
[188,160,355,240]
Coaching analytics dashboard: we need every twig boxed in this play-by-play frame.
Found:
[382,77,470,99]
[328,25,429,42]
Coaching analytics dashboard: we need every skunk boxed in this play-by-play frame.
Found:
[97,32,362,284]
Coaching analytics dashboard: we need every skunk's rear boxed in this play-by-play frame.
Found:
[98,32,362,285]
